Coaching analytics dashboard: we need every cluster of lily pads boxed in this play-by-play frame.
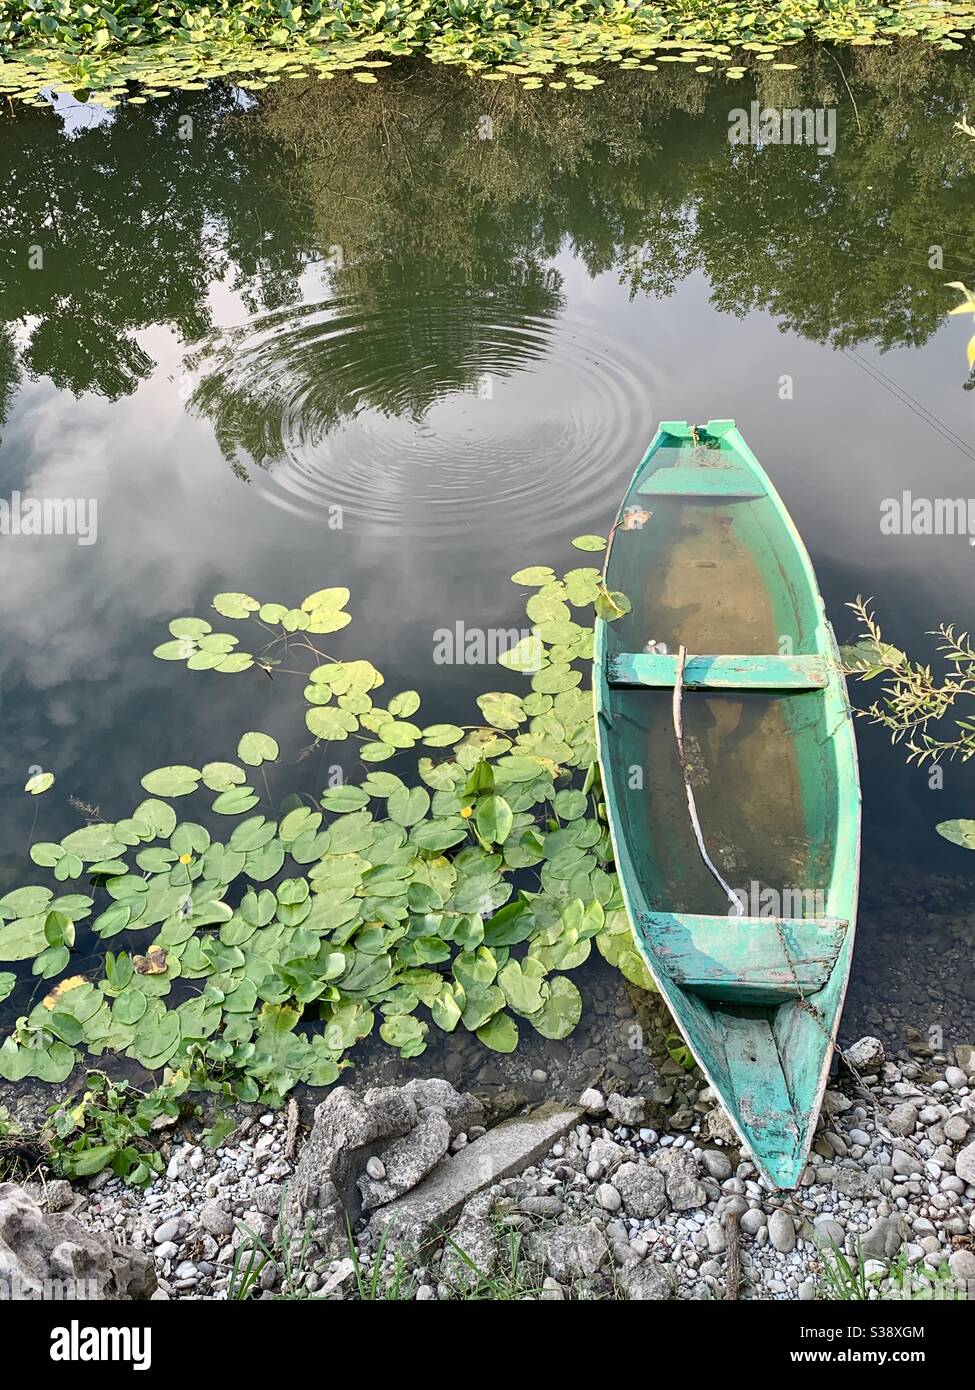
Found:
[1,0,973,105]
[0,540,655,1120]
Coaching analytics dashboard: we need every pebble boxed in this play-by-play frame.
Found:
[597,1183,622,1212]
[365,1157,386,1181]
[768,1209,796,1253]
[152,1218,182,1245]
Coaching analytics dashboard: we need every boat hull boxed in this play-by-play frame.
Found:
[594,420,861,1189]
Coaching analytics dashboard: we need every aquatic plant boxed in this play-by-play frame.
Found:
[0,541,654,1109]
[947,280,975,369]
[843,596,975,850]
[0,0,973,105]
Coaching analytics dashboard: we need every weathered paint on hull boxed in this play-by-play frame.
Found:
[594,420,861,1189]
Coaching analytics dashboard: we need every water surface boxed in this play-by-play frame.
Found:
[2,53,975,1065]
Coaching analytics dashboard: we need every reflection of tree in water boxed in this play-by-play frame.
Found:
[2,48,975,462]
[185,261,565,476]
[0,325,19,444]
[0,88,306,403]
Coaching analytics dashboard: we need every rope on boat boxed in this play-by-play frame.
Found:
[672,644,744,917]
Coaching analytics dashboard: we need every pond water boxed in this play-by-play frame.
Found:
[2,49,975,1094]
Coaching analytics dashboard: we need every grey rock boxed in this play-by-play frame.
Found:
[823,1090,853,1118]
[831,1166,878,1200]
[860,1217,902,1260]
[613,1163,667,1220]
[653,1149,707,1211]
[526,1220,610,1283]
[768,1209,796,1253]
[358,1109,452,1210]
[740,1209,765,1237]
[597,1183,622,1213]
[812,1219,846,1250]
[539,1276,566,1300]
[365,1157,386,1182]
[702,1150,733,1181]
[704,1220,727,1255]
[283,1079,481,1259]
[621,1262,673,1300]
[152,1218,182,1245]
[886,1103,918,1137]
[437,1196,497,1296]
[369,1101,582,1254]
[606,1093,647,1127]
[198,1201,234,1238]
[945,1067,968,1090]
[844,1037,885,1072]
[955,1141,975,1185]
[0,1183,155,1300]
[891,1150,920,1178]
[945,1115,970,1145]
[578,1088,605,1115]
[948,1249,975,1283]
[399,1079,484,1139]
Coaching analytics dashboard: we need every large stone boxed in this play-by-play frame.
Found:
[0,1183,155,1300]
[843,1037,885,1073]
[861,1217,904,1260]
[369,1101,582,1253]
[283,1079,479,1258]
[955,1141,975,1185]
[886,1103,918,1137]
[399,1079,484,1139]
[437,1193,497,1296]
[621,1262,673,1300]
[358,1109,451,1210]
[612,1162,667,1219]
[526,1220,610,1283]
[831,1165,878,1200]
[606,1093,648,1127]
[653,1148,707,1211]
[701,1108,738,1146]
[768,1209,796,1254]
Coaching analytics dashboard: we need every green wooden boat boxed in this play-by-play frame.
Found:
[594,419,861,1189]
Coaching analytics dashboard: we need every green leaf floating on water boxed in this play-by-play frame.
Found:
[936,819,975,849]
[25,771,55,795]
[475,794,513,845]
[528,976,582,1039]
[212,592,260,619]
[476,1011,519,1052]
[237,732,279,766]
[0,551,644,1106]
[140,766,201,797]
[571,535,607,552]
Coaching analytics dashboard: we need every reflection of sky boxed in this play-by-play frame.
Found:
[41,90,116,138]
[1,241,974,902]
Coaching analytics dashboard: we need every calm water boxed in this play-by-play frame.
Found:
[3,52,975,1053]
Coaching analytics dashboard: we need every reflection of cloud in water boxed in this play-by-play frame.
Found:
[40,89,117,139]
[184,274,656,546]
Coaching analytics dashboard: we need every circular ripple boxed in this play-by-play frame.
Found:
[187,280,657,547]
